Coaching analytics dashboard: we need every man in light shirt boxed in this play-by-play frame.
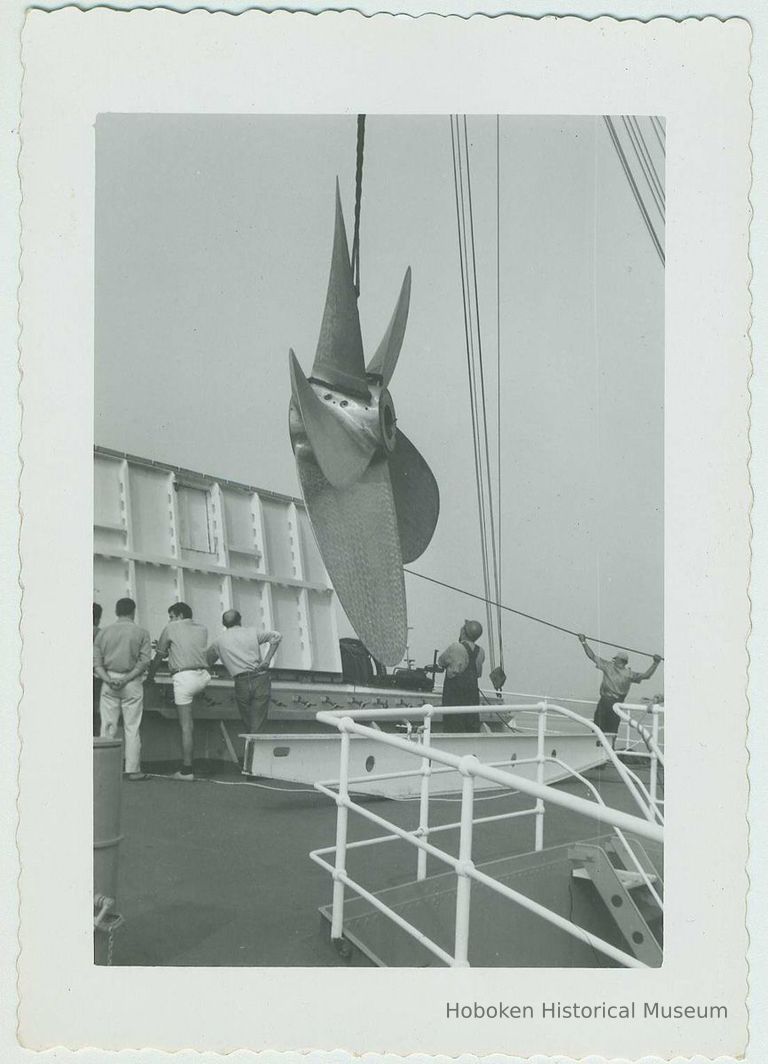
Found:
[93,597,151,780]
[577,633,662,744]
[147,602,211,781]
[207,610,282,733]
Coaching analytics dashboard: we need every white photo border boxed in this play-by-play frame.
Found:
[18,8,751,1058]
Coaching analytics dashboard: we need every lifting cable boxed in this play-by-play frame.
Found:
[404,566,664,661]
[443,116,662,667]
[463,116,503,667]
[450,115,496,663]
[351,114,366,296]
[450,114,504,674]
[495,115,504,673]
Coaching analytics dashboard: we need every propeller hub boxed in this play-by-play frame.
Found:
[378,388,397,453]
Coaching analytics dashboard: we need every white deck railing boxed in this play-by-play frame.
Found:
[310,701,664,969]
[613,703,665,818]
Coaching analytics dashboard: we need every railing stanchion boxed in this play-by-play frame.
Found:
[312,703,663,969]
[330,726,351,941]
[417,707,432,881]
[650,709,660,814]
[535,701,547,851]
[453,766,476,966]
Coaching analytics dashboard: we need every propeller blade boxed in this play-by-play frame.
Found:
[389,429,440,563]
[289,350,374,489]
[311,180,370,399]
[294,450,407,665]
[366,267,412,387]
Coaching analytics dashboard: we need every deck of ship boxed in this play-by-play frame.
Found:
[106,756,660,967]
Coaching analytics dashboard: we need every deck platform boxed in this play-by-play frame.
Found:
[321,834,662,967]
[106,760,661,967]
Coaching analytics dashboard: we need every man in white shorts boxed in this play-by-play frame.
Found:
[147,601,211,780]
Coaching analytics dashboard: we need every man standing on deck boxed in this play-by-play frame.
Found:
[436,620,485,732]
[577,634,662,744]
[206,611,282,733]
[147,602,211,781]
[93,597,151,780]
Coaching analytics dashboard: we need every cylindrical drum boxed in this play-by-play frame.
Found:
[93,737,123,906]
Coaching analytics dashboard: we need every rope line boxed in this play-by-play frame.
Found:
[149,772,524,803]
[404,567,664,661]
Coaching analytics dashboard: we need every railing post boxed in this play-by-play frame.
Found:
[535,701,547,851]
[453,763,476,967]
[649,708,660,814]
[330,726,351,941]
[417,707,432,881]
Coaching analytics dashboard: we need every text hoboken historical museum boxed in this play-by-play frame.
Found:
[445,1001,728,1021]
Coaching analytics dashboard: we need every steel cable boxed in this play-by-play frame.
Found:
[404,567,664,660]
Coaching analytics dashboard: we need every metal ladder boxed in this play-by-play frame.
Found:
[569,837,663,966]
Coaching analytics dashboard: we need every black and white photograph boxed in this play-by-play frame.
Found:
[91,111,665,969]
[15,10,750,1058]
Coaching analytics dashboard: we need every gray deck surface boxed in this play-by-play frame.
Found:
[108,759,660,967]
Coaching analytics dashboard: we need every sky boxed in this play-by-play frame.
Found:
[95,114,664,705]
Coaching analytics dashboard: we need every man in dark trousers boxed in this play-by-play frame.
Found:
[437,620,486,732]
[577,633,662,744]
[206,610,282,733]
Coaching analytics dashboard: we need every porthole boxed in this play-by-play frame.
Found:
[273,746,290,758]
[365,755,375,773]
[610,895,623,908]
[631,931,644,944]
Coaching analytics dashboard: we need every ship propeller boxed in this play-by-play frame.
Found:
[288,183,439,665]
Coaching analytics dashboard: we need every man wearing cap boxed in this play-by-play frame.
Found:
[436,620,486,733]
[577,634,662,743]
[206,610,282,733]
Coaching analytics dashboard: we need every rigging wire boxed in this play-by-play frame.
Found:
[629,116,665,210]
[462,116,502,667]
[404,566,664,661]
[650,115,666,154]
[444,118,662,667]
[603,116,665,266]
[449,117,493,645]
[450,115,510,671]
[450,115,498,665]
[592,118,603,641]
[351,114,366,296]
[622,116,665,216]
[495,114,505,673]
